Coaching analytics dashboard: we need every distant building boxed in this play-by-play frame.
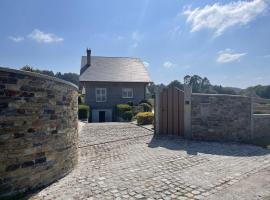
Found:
[79,49,152,122]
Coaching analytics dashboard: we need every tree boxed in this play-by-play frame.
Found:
[21,65,34,72]
[20,65,79,87]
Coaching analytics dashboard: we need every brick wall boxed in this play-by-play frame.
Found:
[0,67,78,198]
[191,94,252,142]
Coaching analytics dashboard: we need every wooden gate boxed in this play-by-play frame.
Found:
[156,85,185,136]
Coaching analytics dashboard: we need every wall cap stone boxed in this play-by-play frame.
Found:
[253,114,270,118]
[0,66,78,90]
[192,93,249,98]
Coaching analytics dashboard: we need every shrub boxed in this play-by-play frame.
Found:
[78,104,90,120]
[123,111,133,121]
[136,112,154,125]
[139,103,152,112]
[139,99,152,106]
[127,101,133,106]
[132,105,144,115]
[116,104,132,118]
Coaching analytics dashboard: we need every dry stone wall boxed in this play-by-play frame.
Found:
[253,114,270,139]
[0,67,78,198]
[191,94,252,142]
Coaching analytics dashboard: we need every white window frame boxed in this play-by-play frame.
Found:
[122,88,133,99]
[96,88,107,102]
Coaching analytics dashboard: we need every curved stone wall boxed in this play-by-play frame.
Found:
[0,67,78,198]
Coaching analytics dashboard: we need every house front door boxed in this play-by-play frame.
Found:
[99,111,106,122]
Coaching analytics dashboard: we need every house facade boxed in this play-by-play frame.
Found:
[79,49,151,122]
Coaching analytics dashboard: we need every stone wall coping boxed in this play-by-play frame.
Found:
[0,66,78,90]
[253,114,270,118]
[192,93,249,98]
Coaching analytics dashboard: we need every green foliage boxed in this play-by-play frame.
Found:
[136,112,154,125]
[78,104,90,120]
[21,65,34,72]
[241,85,270,99]
[116,104,132,118]
[147,75,239,97]
[127,101,133,106]
[132,105,144,115]
[20,65,79,86]
[123,111,133,121]
[139,102,152,112]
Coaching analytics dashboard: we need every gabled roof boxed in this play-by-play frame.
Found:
[79,56,151,83]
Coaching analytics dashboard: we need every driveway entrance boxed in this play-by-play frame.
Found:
[31,123,270,200]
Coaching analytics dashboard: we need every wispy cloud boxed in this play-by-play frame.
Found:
[183,0,267,36]
[163,61,176,69]
[217,49,246,63]
[264,54,270,58]
[131,31,143,48]
[28,29,64,43]
[8,36,24,42]
[169,25,182,38]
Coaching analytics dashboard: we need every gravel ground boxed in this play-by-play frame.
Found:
[30,122,270,200]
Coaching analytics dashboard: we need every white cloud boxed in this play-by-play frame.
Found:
[217,49,246,63]
[163,61,175,68]
[183,0,267,36]
[28,29,64,43]
[8,36,24,42]
[143,61,150,68]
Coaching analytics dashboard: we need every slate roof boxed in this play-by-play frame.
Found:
[79,56,151,83]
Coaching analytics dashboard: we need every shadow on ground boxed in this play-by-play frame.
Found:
[148,135,270,157]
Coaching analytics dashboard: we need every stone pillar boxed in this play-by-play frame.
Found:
[184,77,192,139]
[154,88,160,135]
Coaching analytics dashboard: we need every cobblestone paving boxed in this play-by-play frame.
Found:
[31,123,270,200]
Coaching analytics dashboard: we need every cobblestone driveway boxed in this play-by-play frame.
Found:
[32,122,270,200]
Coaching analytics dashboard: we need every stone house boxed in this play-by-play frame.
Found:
[79,49,152,122]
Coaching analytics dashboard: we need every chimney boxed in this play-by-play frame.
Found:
[80,48,91,75]
[86,48,91,66]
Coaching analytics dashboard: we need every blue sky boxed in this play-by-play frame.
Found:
[0,0,270,88]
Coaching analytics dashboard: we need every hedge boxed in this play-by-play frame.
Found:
[78,104,90,120]
[136,112,154,125]
[123,111,133,121]
[116,104,132,118]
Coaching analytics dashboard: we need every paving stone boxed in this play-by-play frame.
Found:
[31,122,270,200]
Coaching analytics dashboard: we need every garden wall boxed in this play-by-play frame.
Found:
[191,94,252,142]
[0,67,78,198]
[253,114,270,139]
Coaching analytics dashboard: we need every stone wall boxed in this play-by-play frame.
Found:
[0,67,78,198]
[191,94,252,142]
[253,114,270,139]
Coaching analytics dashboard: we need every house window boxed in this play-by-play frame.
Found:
[122,88,133,98]
[96,88,107,102]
